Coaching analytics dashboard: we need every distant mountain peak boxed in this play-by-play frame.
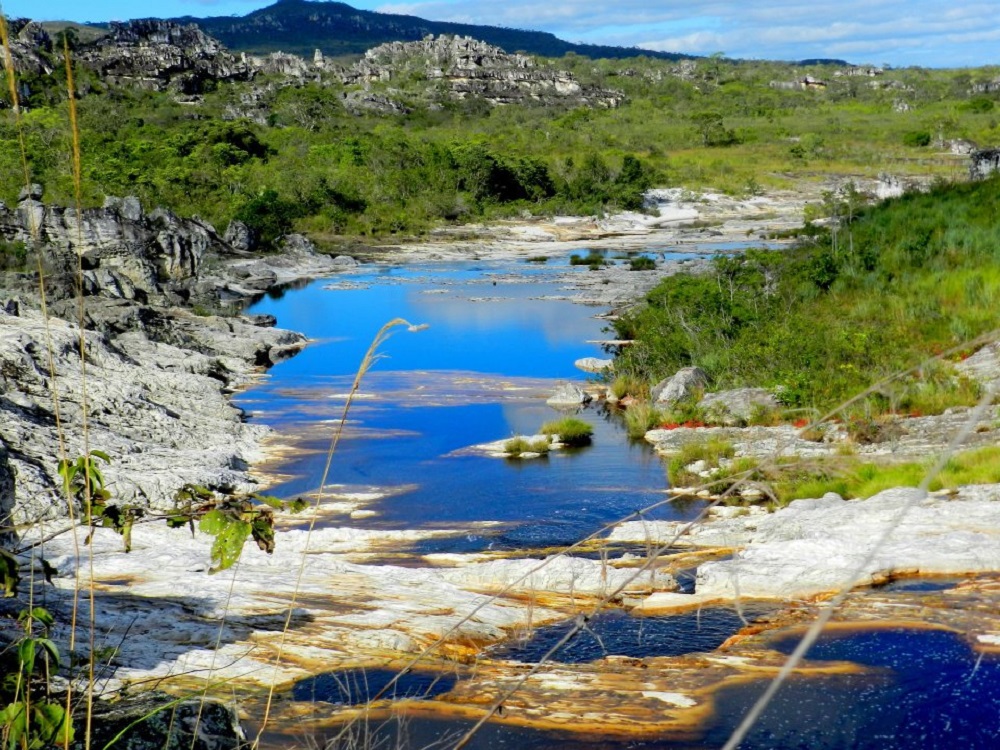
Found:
[168,0,691,61]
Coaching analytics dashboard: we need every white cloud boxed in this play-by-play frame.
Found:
[373,0,1000,66]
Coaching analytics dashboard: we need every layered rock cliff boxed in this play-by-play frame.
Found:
[75,20,254,93]
[0,187,362,528]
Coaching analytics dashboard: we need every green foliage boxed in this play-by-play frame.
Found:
[176,484,306,573]
[666,438,737,487]
[0,241,29,272]
[234,188,304,251]
[902,130,931,147]
[623,401,663,439]
[629,256,656,271]
[539,417,594,446]
[503,437,551,457]
[616,176,1000,415]
[1,608,74,750]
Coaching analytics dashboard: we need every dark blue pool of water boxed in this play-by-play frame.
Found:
[292,668,457,705]
[312,629,999,750]
[488,606,771,664]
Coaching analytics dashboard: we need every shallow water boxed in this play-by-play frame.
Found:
[290,629,998,750]
[238,254,692,547]
[487,605,773,663]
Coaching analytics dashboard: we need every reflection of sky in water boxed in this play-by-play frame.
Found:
[238,256,688,543]
[247,262,607,380]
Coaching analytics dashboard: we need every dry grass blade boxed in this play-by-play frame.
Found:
[253,318,426,747]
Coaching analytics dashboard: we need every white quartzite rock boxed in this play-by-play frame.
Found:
[652,367,708,405]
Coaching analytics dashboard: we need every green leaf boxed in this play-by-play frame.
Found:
[32,701,74,747]
[89,450,111,463]
[37,638,60,668]
[252,493,284,510]
[197,509,228,535]
[288,497,308,514]
[28,607,54,629]
[208,519,250,573]
[17,638,36,676]
[0,702,27,750]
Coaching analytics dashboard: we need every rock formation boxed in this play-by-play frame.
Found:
[0,19,55,76]
[74,20,254,93]
[970,148,1000,180]
[341,35,623,108]
[0,185,224,306]
[0,186,366,525]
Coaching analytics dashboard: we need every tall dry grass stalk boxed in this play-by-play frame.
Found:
[61,36,99,750]
[253,317,427,746]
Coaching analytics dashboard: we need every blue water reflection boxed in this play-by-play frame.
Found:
[237,257,689,545]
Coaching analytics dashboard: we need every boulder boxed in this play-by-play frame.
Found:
[699,388,779,425]
[17,183,43,202]
[574,356,613,374]
[651,367,708,406]
[546,383,591,407]
[223,220,253,252]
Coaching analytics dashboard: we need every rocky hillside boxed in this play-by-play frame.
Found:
[169,0,690,61]
[3,20,620,110]
[0,184,356,527]
[342,35,624,109]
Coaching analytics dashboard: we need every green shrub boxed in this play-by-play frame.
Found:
[629,256,657,271]
[539,417,594,446]
[623,401,663,439]
[902,130,931,147]
[504,436,550,457]
[666,438,737,486]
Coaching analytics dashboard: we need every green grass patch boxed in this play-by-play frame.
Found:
[539,417,594,446]
[504,436,551,457]
[616,176,1000,418]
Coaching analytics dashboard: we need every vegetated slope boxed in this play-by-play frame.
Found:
[615,176,1000,414]
[168,0,692,60]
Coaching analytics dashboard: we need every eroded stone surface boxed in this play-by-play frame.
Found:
[610,487,1000,602]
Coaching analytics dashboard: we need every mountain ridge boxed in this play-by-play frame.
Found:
[166,0,694,60]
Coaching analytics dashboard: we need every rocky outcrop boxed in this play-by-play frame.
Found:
[699,388,779,425]
[970,148,1000,180]
[75,20,254,93]
[342,35,623,108]
[971,77,1000,95]
[612,486,1000,601]
[0,186,225,305]
[547,382,591,407]
[0,302,304,524]
[0,19,56,77]
[651,367,708,406]
[0,188,366,525]
[81,694,245,750]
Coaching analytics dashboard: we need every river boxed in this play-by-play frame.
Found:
[236,247,999,749]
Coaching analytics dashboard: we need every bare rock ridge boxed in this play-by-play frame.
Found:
[75,20,255,92]
[343,35,624,108]
[4,19,621,110]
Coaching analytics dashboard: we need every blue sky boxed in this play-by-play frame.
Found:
[8,0,1000,67]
